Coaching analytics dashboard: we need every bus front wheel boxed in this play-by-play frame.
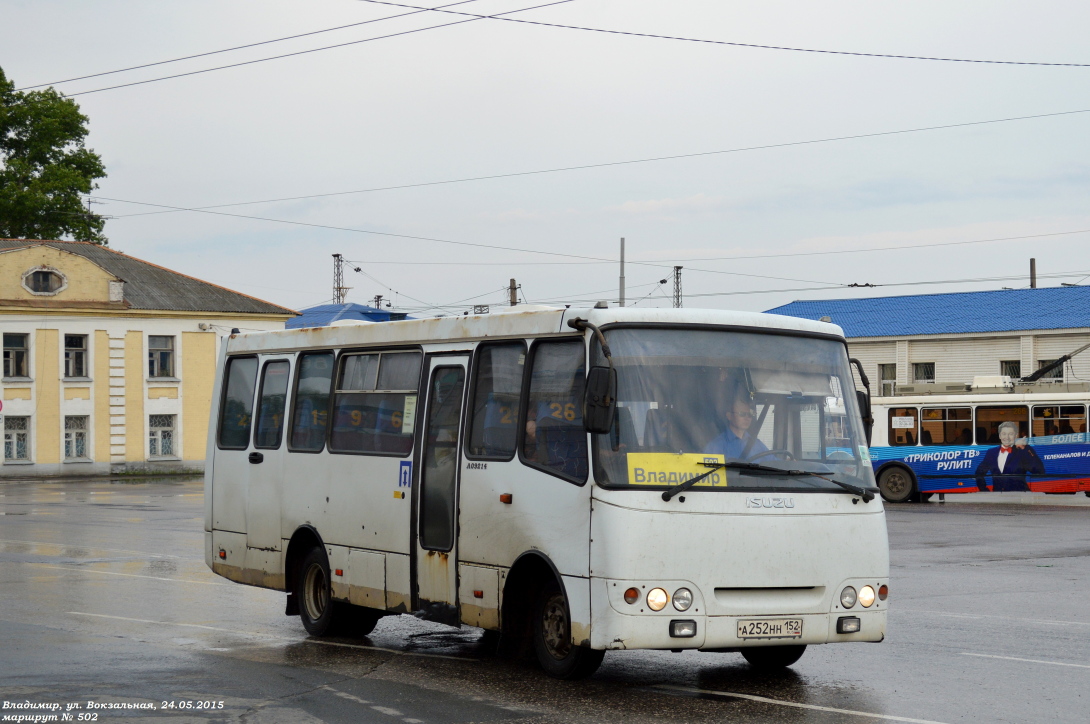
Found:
[741,644,806,670]
[532,581,604,679]
[878,467,915,503]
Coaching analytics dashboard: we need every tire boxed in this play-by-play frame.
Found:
[878,467,915,503]
[532,581,605,679]
[741,644,807,670]
[297,546,336,636]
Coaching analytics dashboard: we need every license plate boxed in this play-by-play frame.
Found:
[736,618,803,639]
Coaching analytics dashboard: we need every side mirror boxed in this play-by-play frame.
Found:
[856,389,873,446]
[584,366,616,434]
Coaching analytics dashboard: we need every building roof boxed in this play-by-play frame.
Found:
[764,286,1090,338]
[286,303,411,328]
[0,239,296,316]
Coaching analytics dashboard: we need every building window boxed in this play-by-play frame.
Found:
[912,362,935,384]
[1036,359,1063,381]
[149,415,176,457]
[21,267,67,295]
[3,417,30,461]
[878,363,896,397]
[64,335,88,378]
[148,336,175,378]
[1000,360,1021,378]
[3,334,29,378]
[64,416,89,460]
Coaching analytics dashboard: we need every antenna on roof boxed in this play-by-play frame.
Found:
[332,254,351,305]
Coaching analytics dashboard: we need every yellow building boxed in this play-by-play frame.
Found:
[1,239,296,476]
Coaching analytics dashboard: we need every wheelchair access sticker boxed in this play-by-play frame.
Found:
[626,453,727,487]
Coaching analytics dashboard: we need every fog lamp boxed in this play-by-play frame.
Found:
[647,588,669,611]
[837,616,861,634]
[670,620,697,638]
[840,586,857,609]
[672,588,693,611]
[858,585,876,608]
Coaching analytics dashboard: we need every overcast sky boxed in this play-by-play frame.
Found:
[5,1,1090,316]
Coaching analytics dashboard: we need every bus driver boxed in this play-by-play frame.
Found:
[704,394,770,460]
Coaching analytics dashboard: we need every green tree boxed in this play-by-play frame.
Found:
[0,66,107,244]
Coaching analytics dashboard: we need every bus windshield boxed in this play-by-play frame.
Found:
[592,327,877,493]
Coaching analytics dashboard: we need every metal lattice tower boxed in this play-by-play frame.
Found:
[672,266,683,308]
[332,254,351,305]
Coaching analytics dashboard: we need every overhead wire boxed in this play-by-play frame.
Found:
[14,0,487,91]
[108,107,1090,220]
[53,1,577,97]
[363,0,1090,68]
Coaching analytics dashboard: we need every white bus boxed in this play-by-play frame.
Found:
[204,305,889,678]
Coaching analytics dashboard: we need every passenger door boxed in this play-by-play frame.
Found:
[246,357,292,552]
[412,355,468,624]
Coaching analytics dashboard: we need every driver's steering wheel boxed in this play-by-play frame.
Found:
[748,449,796,462]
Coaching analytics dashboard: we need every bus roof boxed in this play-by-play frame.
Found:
[223,305,845,354]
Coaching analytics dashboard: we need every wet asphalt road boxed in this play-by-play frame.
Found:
[1,477,1088,724]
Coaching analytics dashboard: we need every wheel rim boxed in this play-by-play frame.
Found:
[303,562,328,621]
[883,471,910,498]
[540,593,571,660]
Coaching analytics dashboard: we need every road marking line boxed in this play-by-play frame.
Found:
[653,685,950,724]
[372,706,403,716]
[898,608,1090,627]
[67,612,478,662]
[321,686,372,705]
[0,537,186,559]
[70,612,261,634]
[31,563,223,585]
[961,653,1090,669]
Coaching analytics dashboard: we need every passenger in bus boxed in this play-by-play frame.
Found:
[955,428,973,445]
[704,395,770,460]
[974,421,1045,492]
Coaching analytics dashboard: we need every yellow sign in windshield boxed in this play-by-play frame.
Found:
[626,453,727,487]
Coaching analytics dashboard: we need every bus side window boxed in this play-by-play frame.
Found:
[254,360,291,449]
[888,407,918,446]
[920,407,972,446]
[289,352,335,452]
[522,340,587,482]
[467,343,526,459]
[218,356,258,449]
[975,406,1029,445]
[329,351,421,456]
[1033,405,1086,437]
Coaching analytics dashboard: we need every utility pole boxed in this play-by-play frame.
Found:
[332,254,350,305]
[372,294,384,309]
[618,237,625,307]
[1030,258,1037,289]
[672,266,683,308]
[509,278,518,306]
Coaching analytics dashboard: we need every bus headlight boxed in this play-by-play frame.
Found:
[647,588,669,611]
[858,585,876,608]
[672,588,693,611]
[840,586,857,609]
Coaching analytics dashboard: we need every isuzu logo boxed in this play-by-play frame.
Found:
[747,496,795,509]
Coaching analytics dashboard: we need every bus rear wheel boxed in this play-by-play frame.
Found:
[532,581,604,679]
[878,467,915,503]
[297,546,338,636]
[741,644,806,670]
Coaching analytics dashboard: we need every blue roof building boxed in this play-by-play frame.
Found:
[765,287,1090,392]
[286,303,411,329]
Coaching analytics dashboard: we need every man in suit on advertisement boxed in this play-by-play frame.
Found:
[975,421,1045,492]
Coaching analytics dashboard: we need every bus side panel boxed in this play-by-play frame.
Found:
[459,462,592,578]
[204,336,228,569]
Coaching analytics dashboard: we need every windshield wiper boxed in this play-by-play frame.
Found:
[661,460,875,503]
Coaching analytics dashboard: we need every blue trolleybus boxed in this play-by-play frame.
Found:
[869,376,1090,502]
